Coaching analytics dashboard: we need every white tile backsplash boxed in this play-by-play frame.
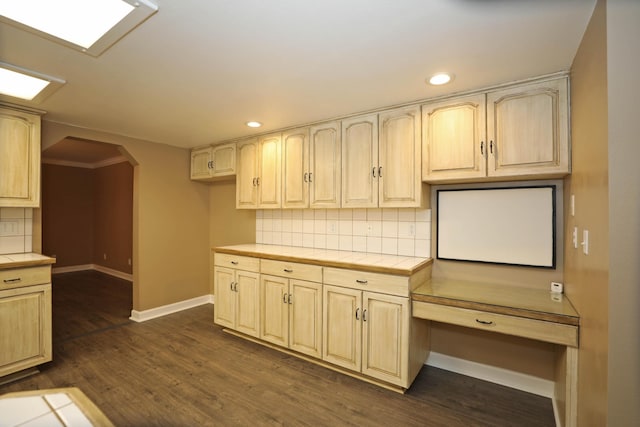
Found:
[256,208,431,257]
[0,208,32,255]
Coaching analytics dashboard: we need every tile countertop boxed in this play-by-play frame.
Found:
[213,244,432,276]
[0,253,56,270]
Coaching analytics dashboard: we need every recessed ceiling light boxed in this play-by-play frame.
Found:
[428,73,454,86]
[0,62,65,103]
[246,121,262,128]
[0,0,158,57]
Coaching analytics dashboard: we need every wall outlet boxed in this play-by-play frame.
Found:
[551,282,564,293]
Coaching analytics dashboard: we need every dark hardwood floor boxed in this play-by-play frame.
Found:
[1,271,555,426]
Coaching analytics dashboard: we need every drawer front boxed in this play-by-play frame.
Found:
[324,267,409,297]
[412,301,579,347]
[0,266,51,291]
[261,259,322,283]
[214,253,259,272]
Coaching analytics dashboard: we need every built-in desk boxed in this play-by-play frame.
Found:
[412,279,579,427]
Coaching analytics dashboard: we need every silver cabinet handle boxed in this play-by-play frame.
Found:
[363,309,367,322]
[476,319,494,326]
[355,308,360,320]
[308,173,312,183]
[233,282,238,292]
[355,279,368,284]
[372,167,376,178]
[378,166,382,177]
[283,293,288,304]
[288,294,292,304]
[283,268,293,273]
[3,278,21,284]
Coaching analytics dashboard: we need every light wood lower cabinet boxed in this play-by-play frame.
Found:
[323,285,412,387]
[213,258,260,338]
[260,275,322,358]
[0,267,52,377]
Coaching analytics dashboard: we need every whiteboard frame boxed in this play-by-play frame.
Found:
[436,185,556,269]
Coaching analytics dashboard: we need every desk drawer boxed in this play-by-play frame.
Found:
[412,301,578,347]
[324,267,408,297]
[261,259,322,282]
[214,253,259,272]
[0,266,51,291]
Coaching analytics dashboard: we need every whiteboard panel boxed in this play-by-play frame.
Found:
[437,186,555,268]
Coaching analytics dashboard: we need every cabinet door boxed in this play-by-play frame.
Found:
[289,279,322,358]
[379,106,422,207]
[260,275,289,347]
[309,121,341,208]
[211,143,236,176]
[0,284,52,377]
[213,267,236,329]
[236,138,258,209]
[0,108,41,207]
[235,270,260,337]
[257,133,282,209]
[422,93,486,182]
[342,114,378,208]
[487,78,569,177]
[282,128,309,209]
[323,285,362,371]
[362,292,409,387]
[190,147,213,180]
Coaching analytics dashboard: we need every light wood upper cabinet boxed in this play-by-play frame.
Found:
[422,93,486,181]
[282,128,310,209]
[341,114,378,208]
[0,107,41,207]
[236,134,283,209]
[309,121,341,209]
[487,78,569,177]
[190,143,236,181]
[257,133,282,209]
[236,138,259,209]
[422,77,569,183]
[378,106,422,207]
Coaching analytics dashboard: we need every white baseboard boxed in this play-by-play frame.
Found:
[426,351,554,398]
[130,294,213,323]
[52,263,133,281]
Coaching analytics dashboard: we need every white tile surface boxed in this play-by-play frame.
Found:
[382,208,398,221]
[43,393,72,410]
[367,220,382,237]
[55,403,93,427]
[0,396,50,426]
[339,209,353,220]
[0,236,24,254]
[381,238,398,255]
[326,209,340,220]
[366,209,382,221]
[382,221,398,238]
[0,207,25,219]
[23,412,65,427]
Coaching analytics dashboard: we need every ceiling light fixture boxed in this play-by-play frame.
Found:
[0,62,65,103]
[428,73,454,86]
[246,121,262,128]
[0,0,158,57]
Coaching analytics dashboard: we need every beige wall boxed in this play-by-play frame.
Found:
[93,162,133,273]
[606,0,640,425]
[565,1,609,425]
[41,121,210,311]
[41,164,94,267]
[208,180,255,293]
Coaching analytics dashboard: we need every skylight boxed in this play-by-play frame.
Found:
[0,62,65,104]
[0,0,158,56]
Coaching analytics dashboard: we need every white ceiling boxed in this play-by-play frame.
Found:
[1,0,595,151]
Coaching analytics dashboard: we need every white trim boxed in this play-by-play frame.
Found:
[93,264,133,281]
[552,398,562,427]
[130,295,213,323]
[426,351,554,398]
[42,156,128,169]
[52,264,94,274]
[52,263,132,281]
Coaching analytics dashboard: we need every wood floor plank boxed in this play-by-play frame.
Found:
[0,271,555,426]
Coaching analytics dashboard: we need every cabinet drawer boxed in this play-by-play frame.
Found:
[214,253,259,272]
[324,267,408,297]
[0,266,51,291]
[412,301,578,347]
[261,259,322,283]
